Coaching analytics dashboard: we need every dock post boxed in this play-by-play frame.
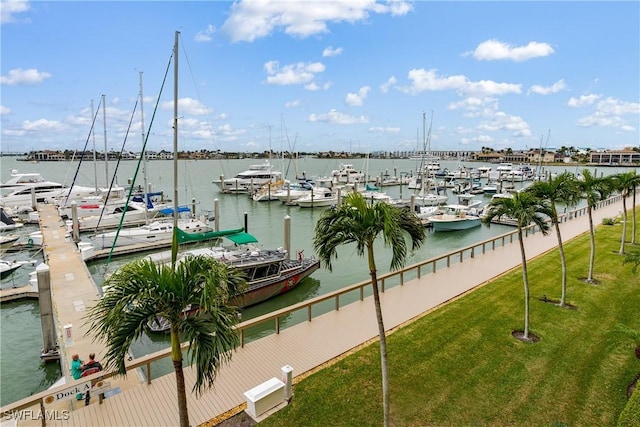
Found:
[31,187,37,210]
[336,187,342,205]
[214,198,220,231]
[284,215,291,260]
[410,194,416,213]
[37,263,60,361]
[244,212,248,233]
[192,198,196,216]
[71,202,80,243]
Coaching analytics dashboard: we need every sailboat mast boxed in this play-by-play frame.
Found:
[139,71,150,224]
[102,94,109,187]
[172,31,179,237]
[91,99,98,193]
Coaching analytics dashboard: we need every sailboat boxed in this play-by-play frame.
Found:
[408,112,447,207]
[92,71,210,248]
[124,32,319,333]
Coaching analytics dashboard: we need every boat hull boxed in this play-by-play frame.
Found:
[234,258,320,308]
[430,217,481,231]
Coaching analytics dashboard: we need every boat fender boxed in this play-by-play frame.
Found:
[27,237,34,247]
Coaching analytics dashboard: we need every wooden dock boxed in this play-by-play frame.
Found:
[0,282,38,302]
[33,205,143,394]
[1,197,627,426]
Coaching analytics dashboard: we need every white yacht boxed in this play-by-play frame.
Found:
[213,160,282,193]
[0,170,95,212]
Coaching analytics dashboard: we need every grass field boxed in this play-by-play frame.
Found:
[258,209,640,426]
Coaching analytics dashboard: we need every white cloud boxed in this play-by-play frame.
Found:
[368,126,400,133]
[404,68,466,93]
[1,0,30,24]
[195,24,215,42]
[469,39,555,62]
[220,0,412,42]
[576,97,640,131]
[264,61,326,86]
[322,46,343,57]
[345,86,371,106]
[477,111,532,137]
[462,80,522,97]
[528,79,566,95]
[0,105,11,115]
[285,100,302,108]
[305,81,331,91]
[567,93,601,107]
[403,68,520,97]
[380,76,397,94]
[21,118,66,132]
[308,109,368,125]
[448,96,499,118]
[160,97,212,115]
[1,68,51,85]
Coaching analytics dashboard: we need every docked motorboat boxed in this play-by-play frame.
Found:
[0,234,20,253]
[274,180,314,204]
[0,258,36,279]
[0,170,95,212]
[0,208,23,232]
[428,204,483,231]
[330,163,365,184]
[252,180,285,202]
[143,228,320,332]
[296,187,339,208]
[213,160,282,194]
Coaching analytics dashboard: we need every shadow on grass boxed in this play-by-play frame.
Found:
[512,330,541,343]
[537,295,578,310]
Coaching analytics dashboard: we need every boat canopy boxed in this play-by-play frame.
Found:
[176,227,258,245]
[159,206,191,215]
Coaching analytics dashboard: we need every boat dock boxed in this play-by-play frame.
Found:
[0,282,38,302]
[0,196,628,426]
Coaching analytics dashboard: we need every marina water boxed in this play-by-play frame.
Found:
[1,156,633,406]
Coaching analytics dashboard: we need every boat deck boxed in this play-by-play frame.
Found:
[7,199,626,426]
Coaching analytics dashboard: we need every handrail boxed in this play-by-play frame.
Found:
[0,194,625,419]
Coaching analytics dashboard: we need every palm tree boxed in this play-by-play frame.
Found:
[624,250,640,274]
[525,172,581,306]
[611,172,640,254]
[482,191,552,341]
[313,192,426,427]
[620,171,640,245]
[87,256,245,427]
[575,169,613,282]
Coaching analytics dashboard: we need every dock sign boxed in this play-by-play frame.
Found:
[43,382,91,406]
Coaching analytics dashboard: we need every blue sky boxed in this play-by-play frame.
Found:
[1,1,639,154]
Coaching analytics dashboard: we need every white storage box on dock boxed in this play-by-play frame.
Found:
[244,377,285,419]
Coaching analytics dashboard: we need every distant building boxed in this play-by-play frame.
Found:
[590,148,640,165]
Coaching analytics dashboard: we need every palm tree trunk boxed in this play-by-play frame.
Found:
[368,244,389,427]
[555,220,567,306]
[631,190,636,245]
[619,195,628,254]
[518,228,530,339]
[171,327,189,427]
[587,206,595,282]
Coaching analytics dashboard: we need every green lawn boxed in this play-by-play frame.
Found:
[259,209,640,426]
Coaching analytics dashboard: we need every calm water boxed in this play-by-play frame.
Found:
[1,156,634,406]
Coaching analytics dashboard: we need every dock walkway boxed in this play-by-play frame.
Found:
[34,205,143,398]
[6,199,627,426]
